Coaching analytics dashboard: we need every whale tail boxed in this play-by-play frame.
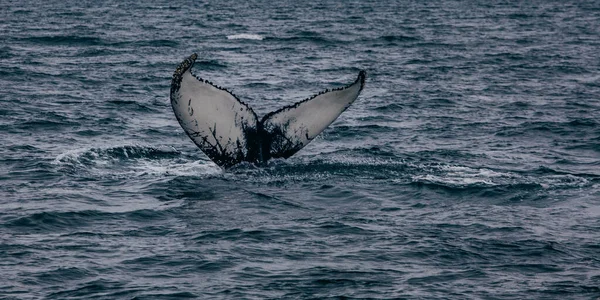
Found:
[170,53,366,168]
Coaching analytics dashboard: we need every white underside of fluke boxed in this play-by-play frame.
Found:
[261,75,365,159]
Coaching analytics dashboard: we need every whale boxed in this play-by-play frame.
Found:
[170,53,366,168]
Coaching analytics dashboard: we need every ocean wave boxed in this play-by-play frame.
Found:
[194,60,228,71]
[3,206,185,233]
[4,210,108,232]
[53,145,221,177]
[376,35,420,43]
[50,143,595,192]
[227,34,264,40]
[112,39,180,48]
[54,145,181,163]
[0,46,12,59]
[409,165,590,191]
[22,35,105,46]
[268,35,334,44]
[223,153,591,192]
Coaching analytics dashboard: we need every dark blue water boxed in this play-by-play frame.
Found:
[2,0,600,299]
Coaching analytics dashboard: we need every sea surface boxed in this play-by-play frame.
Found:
[1,0,600,299]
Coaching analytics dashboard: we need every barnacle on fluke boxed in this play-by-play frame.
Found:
[170,53,366,168]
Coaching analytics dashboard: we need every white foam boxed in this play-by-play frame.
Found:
[411,165,513,187]
[412,174,496,187]
[226,34,264,40]
[132,160,222,177]
[53,147,88,165]
[52,144,222,178]
[409,164,590,190]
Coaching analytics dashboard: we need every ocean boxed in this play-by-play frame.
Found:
[1,0,599,299]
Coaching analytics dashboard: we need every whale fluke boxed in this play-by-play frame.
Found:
[170,53,366,168]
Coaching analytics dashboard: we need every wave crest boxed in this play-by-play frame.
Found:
[53,145,221,177]
[226,34,264,40]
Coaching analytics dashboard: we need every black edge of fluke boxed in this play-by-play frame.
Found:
[170,53,197,97]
